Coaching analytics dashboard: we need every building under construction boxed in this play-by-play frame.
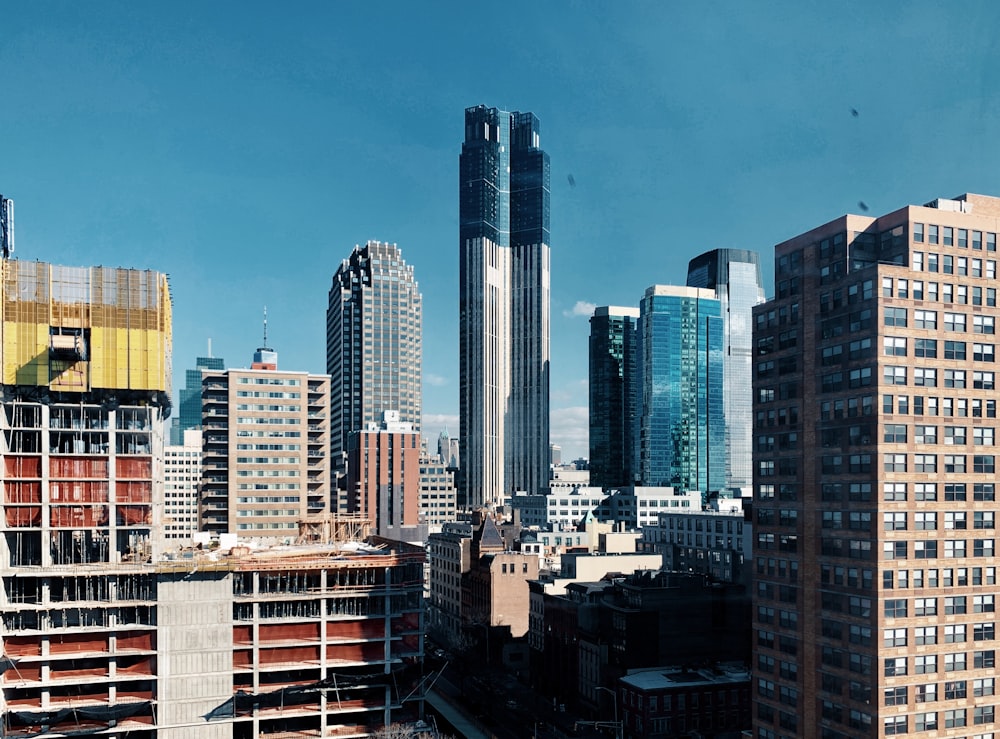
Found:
[0,258,427,737]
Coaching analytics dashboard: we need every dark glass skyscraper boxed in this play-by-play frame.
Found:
[459,105,550,507]
[687,249,765,490]
[327,241,422,477]
[638,285,725,493]
[589,306,640,489]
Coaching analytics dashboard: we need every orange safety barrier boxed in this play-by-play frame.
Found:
[50,506,109,527]
[233,625,253,644]
[325,643,384,662]
[49,665,107,679]
[233,650,253,669]
[115,689,154,701]
[5,507,41,527]
[257,646,320,665]
[116,657,154,675]
[50,481,110,503]
[49,457,109,478]
[116,631,154,651]
[49,634,108,654]
[4,635,42,657]
[259,623,320,642]
[6,481,42,503]
[5,457,41,477]
[326,621,384,640]
[115,481,152,503]
[49,691,109,705]
[116,506,151,525]
[115,458,152,479]
[5,664,41,681]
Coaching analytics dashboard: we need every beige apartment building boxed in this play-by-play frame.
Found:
[200,351,330,536]
[753,193,1000,738]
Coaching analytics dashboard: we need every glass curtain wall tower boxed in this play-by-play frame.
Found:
[327,241,422,477]
[459,105,550,507]
[589,306,640,489]
[638,285,724,493]
[687,249,765,491]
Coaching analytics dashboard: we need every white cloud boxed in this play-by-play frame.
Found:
[425,373,449,387]
[563,300,596,318]
[550,406,589,460]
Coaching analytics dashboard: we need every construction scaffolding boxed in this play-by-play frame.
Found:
[0,260,172,395]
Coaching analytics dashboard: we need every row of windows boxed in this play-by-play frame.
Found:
[882,566,996,589]
[882,706,995,734]
[881,624,995,648]
[883,275,998,304]
[885,337,998,362]
[881,423,996,444]
[883,393,997,417]
[884,595,995,617]
[912,251,998,276]
[884,651,997,675]
[913,222,998,250]
[882,539,998,560]
[881,510,996,529]
[882,453,996,473]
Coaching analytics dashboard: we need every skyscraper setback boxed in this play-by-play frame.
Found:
[753,193,1000,737]
[687,248,765,490]
[459,104,550,507]
[327,241,422,477]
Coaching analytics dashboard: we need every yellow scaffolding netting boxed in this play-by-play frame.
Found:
[1,260,172,393]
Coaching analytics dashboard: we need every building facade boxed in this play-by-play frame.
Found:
[687,248,765,491]
[163,428,202,542]
[752,193,1000,737]
[459,104,551,507]
[200,358,330,536]
[638,285,724,493]
[346,411,422,541]
[327,241,422,477]
[419,453,457,530]
[589,306,640,489]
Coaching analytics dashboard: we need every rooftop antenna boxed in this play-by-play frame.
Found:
[262,305,269,349]
[207,338,213,358]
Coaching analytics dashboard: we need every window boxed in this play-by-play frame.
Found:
[975,455,996,473]
[915,512,936,530]
[915,482,937,500]
[885,598,907,618]
[884,512,906,531]
[975,370,995,389]
[884,307,907,326]
[974,705,995,725]
[914,338,936,357]
[944,651,966,672]
[946,596,967,615]
[915,654,937,674]
[975,428,995,446]
[884,481,907,500]
[975,343,996,362]
[945,340,967,359]
[915,425,937,444]
[915,712,938,731]
[945,624,966,643]
[929,224,940,244]
[975,650,995,668]
[914,454,936,473]
[884,453,907,472]
[884,716,907,735]
[945,312,967,332]
[944,709,966,729]
[884,686,907,706]
[883,424,907,443]
[975,315,996,334]
[945,425,967,444]
[914,626,936,645]
[975,483,996,501]
[914,598,936,616]
[975,677,996,696]
[885,656,907,676]
[883,337,906,356]
[945,454,966,473]
[944,369,966,387]
[946,511,968,529]
[914,367,937,386]
[975,594,995,613]
[914,309,937,328]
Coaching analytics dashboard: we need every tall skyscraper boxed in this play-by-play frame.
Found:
[327,241,422,477]
[173,352,224,444]
[753,193,1000,737]
[638,285,724,492]
[589,306,640,489]
[687,249,765,491]
[459,104,550,507]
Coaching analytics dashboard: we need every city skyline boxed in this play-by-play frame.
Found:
[5,3,1000,461]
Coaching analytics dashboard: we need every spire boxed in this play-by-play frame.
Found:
[252,305,278,370]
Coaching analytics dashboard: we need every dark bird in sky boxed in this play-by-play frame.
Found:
[851,108,859,117]
[567,174,576,187]
[858,201,869,211]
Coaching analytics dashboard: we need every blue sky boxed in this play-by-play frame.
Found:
[4,1,1000,460]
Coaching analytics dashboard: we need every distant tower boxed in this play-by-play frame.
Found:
[686,249,765,490]
[253,306,277,370]
[460,104,550,507]
[174,342,225,445]
[589,306,640,489]
[0,195,13,259]
[638,285,724,493]
[327,241,422,479]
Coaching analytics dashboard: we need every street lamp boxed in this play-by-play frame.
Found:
[595,686,622,739]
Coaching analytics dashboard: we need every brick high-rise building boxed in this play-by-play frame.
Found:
[753,193,1000,737]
